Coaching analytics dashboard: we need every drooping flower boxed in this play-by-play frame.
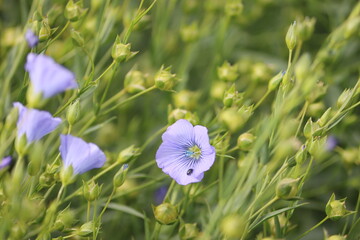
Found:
[59,134,106,175]
[14,102,61,143]
[25,29,39,48]
[0,156,12,169]
[156,119,216,185]
[25,53,77,99]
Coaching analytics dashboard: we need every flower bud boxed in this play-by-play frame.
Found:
[28,142,44,176]
[297,17,316,41]
[65,0,86,22]
[111,36,137,62]
[225,1,243,17]
[217,61,238,82]
[77,221,94,237]
[39,164,59,188]
[339,147,359,165]
[124,70,146,94]
[117,145,141,164]
[113,164,128,188]
[180,223,199,239]
[295,145,307,165]
[325,193,352,221]
[60,165,75,186]
[326,235,346,240]
[173,90,199,110]
[223,84,239,108]
[295,53,311,82]
[180,22,199,43]
[237,132,256,151]
[83,180,102,201]
[220,106,253,132]
[276,178,300,200]
[220,214,245,238]
[153,203,178,225]
[52,208,75,231]
[9,222,26,240]
[15,134,28,157]
[168,108,199,125]
[317,107,332,127]
[154,66,177,91]
[303,118,313,139]
[286,21,297,50]
[268,71,284,91]
[211,81,227,100]
[39,18,51,41]
[308,137,327,159]
[66,99,80,126]
[70,29,84,47]
[336,89,352,109]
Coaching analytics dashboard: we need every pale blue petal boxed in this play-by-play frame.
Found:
[14,102,61,143]
[25,29,39,48]
[0,156,12,169]
[60,135,106,175]
[25,53,78,98]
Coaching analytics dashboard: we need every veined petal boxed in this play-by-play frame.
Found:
[60,134,106,175]
[25,53,77,98]
[14,102,61,143]
[162,119,195,147]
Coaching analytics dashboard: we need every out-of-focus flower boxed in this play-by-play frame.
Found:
[0,156,12,169]
[25,53,77,99]
[154,186,168,204]
[59,134,106,175]
[25,29,39,48]
[326,136,337,151]
[156,119,216,185]
[14,102,61,143]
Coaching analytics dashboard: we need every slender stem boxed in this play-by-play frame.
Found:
[39,21,70,52]
[63,161,120,202]
[163,180,176,203]
[102,86,156,115]
[102,89,126,108]
[218,155,224,201]
[250,196,279,220]
[98,188,116,220]
[151,222,162,240]
[87,201,91,222]
[57,184,65,202]
[93,61,116,84]
[254,90,271,110]
[295,216,328,240]
[295,101,309,138]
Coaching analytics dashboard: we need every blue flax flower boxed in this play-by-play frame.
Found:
[156,119,216,185]
[60,135,106,175]
[14,102,61,143]
[0,156,12,169]
[25,53,78,99]
[25,29,39,48]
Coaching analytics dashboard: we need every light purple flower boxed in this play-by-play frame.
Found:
[14,102,61,143]
[25,53,78,98]
[156,119,216,185]
[60,134,106,175]
[25,29,39,48]
[0,156,12,169]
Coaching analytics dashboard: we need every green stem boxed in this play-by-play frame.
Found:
[102,86,156,115]
[63,161,120,203]
[250,196,279,220]
[254,90,271,110]
[295,216,328,240]
[151,222,162,240]
[39,21,70,52]
[163,180,176,203]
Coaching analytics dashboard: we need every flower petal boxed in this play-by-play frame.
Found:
[60,134,106,175]
[162,119,195,147]
[0,156,12,169]
[25,53,78,98]
[14,102,61,143]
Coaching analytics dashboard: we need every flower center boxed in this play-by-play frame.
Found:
[185,145,202,160]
